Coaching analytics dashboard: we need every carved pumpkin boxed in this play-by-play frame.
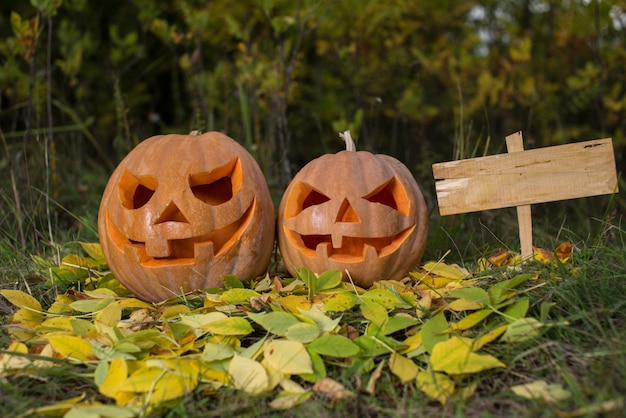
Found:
[98,131,275,302]
[277,131,428,287]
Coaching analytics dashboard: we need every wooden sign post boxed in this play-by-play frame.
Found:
[432,132,619,260]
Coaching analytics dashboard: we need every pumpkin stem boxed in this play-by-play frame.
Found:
[189,130,201,136]
[339,130,356,152]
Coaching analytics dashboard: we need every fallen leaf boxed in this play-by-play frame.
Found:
[555,241,572,263]
[229,355,270,395]
[307,334,361,357]
[313,377,353,401]
[389,353,419,383]
[430,336,505,375]
[416,370,455,405]
[47,335,95,361]
[511,380,571,403]
[264,339,313,375]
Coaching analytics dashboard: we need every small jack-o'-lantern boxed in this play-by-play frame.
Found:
[98,131,275,302]
[277,131,428,288]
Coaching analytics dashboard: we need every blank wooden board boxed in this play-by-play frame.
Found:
[432,138,618,216]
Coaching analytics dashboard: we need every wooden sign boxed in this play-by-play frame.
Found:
[432,132,619,260]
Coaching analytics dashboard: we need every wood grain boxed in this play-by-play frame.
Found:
[432,138,618,216]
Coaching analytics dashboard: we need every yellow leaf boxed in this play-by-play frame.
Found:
[278,295,311,313]
[98,358,129,400]
[37,316,74,333]
[263,340,313,375]
[430,336,505,375]
[0,341,30,372]
[416,371,455,405]
[450,309,493,331]
[532,246,554,263]
[389,353,419,383]
[399,333,422,355]
[96,301,122,327]
[422,261,470,280]
[361,289,401,309]
[117,366,191,405]
[229,355,270,395]
[48,294,75,314]
[511,380,571,403]
[0,289,42,311]
[47,335,95,361]
[447,298,484,311]
[201,317,254,336]
[160,304,190,319]
[117,298,154,310]
[8,308,44,340]
[473,324,509,350]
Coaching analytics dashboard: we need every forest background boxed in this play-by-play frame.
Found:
[1,0,625,257]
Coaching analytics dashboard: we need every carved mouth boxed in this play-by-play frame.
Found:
[284,225,415,262]
[106,199,255,266]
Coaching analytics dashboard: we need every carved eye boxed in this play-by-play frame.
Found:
[119,169,158,209]
[363,176,409,215]
[284,182,331,218]
[189,158,241,206]
[302,187,331,210]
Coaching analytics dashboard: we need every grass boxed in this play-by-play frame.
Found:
[1,209,625,417]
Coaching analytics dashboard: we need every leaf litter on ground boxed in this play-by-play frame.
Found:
[0,241,576,416]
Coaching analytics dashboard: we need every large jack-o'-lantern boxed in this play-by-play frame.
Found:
[98,131,275,302]
[277,131,428,288]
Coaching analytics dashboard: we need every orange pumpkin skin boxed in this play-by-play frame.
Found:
[98,131,275,302]
[277,138,428,288]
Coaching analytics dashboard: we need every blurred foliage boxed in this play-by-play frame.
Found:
[1,0,625,253]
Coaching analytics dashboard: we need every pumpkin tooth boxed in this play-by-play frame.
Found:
[331,231,343,248]
[315,242,331,259]
[194,241,214,264]
[364,244,378,260]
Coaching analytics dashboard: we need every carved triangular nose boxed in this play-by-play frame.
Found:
[335,198,360,223]
[154,201,189,224]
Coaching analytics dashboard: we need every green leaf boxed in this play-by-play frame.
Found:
[488,273,535,304]
[360,300,388,327]
[296,267,317,294]
[219,288,261,304]
[248,311,300,336]
[202,317,254,336]
[300,350,326,382]
[421,312,449,354]
[70,298,114,313]
[448,287,490,304]
[430,337,505,375]
[321,291,358,312]
[384,313,419,335]
[316,270,343,291]
[202,342,236,362]
[284,322,320,343]
[223,274,245,289]
[264,340,313,375]
[502,298,529,323]
[294,309,341,332]
[307,335,361,357]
